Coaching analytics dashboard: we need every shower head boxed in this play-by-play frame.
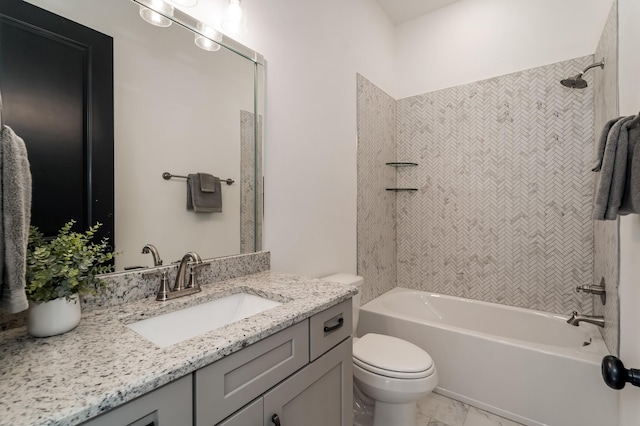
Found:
[561,74,589,89]
[560,58,605,89]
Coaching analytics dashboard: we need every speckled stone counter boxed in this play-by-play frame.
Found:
[0,271,357,426]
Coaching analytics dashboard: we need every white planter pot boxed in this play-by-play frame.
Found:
[28,295,82,337]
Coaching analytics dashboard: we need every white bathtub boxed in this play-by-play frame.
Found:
[357,287,618,426]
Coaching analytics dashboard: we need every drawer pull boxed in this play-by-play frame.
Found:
[145,423,155,426]
[324,317,344,333]
[272,413,282,425]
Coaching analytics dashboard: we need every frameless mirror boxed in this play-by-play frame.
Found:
[18,0,264,271]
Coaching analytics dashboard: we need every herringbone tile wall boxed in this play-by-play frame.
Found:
[240,111,263,253]
[593,0,619,355]
[357,74,398,304]
[395,57,596,314]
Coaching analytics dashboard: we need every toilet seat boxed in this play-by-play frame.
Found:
[353,333,435,380]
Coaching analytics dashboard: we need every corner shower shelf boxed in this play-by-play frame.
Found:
[385,162,418,167]
[386,162,418,191]
[386,188,418,192]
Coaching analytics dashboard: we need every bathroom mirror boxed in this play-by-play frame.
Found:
[12,0,264,271]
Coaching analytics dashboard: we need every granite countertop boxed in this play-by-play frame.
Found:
[0,271,357,426]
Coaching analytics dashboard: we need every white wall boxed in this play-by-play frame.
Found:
[617,0,640,423]
[212,0,397,276]
[395,0,615,98]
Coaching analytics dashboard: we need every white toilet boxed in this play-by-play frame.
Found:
[322,274,438,426]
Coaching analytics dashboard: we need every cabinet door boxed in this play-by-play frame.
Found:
[195,320,308,426]
[80,375,192,426]
[217,398,263,426]
[263,338,352,426]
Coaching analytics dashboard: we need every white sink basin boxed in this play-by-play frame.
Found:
[127,293,282,348]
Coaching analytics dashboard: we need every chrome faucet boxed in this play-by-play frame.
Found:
[141,244,163,266]
[566,311,605,328]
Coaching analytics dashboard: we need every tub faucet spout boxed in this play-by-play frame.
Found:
[566,311,604,328]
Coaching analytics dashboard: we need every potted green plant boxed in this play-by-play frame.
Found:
[25,220,114,337]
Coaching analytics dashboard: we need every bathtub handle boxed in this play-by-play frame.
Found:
[271,414,281,426]
[602,355,640,389]
[324,317,344,333]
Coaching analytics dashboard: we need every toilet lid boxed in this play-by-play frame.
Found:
[353,333,434,378]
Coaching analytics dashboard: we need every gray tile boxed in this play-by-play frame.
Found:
[356,74,398,304]
[358,56,597,314]
[417,393,469,426]
[593,0,619,356]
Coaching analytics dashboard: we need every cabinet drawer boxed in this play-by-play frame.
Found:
[195,320,309,426]
[309,299,352,361]
[80,375,192,426]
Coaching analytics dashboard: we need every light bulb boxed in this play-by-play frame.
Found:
[221,0,247,36]
[195,22,222,52]
[228,0,243,21]
[139,0,174,27]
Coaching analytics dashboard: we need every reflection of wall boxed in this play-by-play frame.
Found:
[24,0,255,269]
[356,74,397,304]
[592,0,619,355]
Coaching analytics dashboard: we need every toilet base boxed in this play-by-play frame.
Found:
[353,381,374,426]
[373,401,417,426]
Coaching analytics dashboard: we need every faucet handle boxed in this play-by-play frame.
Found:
[156,272,171,301]
[185,267,199,290]
[185,261,209,289]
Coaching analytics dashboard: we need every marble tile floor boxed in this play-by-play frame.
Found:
[416,392,524,426]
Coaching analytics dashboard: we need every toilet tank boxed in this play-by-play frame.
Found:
[321,273,363,335]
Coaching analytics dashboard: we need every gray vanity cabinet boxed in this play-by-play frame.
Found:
[79,375,192,426]
[80,298,353,426]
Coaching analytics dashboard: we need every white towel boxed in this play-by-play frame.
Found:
[0,125,32,313]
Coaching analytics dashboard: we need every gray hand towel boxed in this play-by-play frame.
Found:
[186,173,222,213]
[619,121,640,215]
[592,116,622,172]
[199,172,216,193]
[593,116,634,220]
[0,125,32,313]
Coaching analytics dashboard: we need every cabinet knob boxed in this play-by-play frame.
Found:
[271,413,281,426]
[602,355,640,389]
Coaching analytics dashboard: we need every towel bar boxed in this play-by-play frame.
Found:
[162,172,234,185]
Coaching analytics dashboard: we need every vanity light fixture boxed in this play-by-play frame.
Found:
[195,22,222,52]
[139,0,174,27]
[221,0,247,35]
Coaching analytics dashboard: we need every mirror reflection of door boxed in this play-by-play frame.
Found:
[0,0,114,244]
